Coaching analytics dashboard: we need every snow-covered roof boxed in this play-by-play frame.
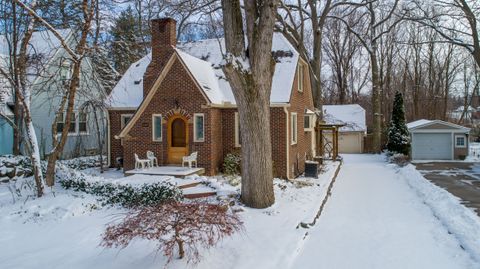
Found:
[107,33,299,108]
[323,104,366,132]
[107,54,151,108]
[407,119,470,132]
[175,49,224,104]
[407,119,432,129]
[454,105,476,112]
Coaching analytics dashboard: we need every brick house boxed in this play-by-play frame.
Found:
[107,18,316,179]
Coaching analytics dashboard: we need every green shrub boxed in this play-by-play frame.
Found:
[60,178,183,207]
[223,152,241,175]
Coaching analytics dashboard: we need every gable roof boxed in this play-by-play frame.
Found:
[323,104,366,132]
[107,33,300,108]
[407,119,470,132]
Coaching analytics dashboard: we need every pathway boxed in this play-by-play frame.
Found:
[290,154,478,269]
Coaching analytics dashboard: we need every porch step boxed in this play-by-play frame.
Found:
[182,185,217,199]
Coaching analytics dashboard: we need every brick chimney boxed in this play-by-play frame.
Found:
[143,18,177,97]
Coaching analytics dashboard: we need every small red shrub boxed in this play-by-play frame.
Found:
[101,201,243,265]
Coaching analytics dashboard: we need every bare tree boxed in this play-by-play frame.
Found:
[331,0,405,152]
[410,0,480,69]
[14,0,97,187]
[221,0,277,208]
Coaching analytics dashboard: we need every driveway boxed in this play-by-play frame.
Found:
[414,162,480,216]
[290,155,477,269]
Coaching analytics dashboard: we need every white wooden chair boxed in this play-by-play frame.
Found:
[134,153,151,170]
[146,151,158,167]
[182,152,198,168]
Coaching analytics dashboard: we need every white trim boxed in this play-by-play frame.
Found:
[193,113,205,142]
[304,114,314,131]
[234,112,241,148]
[152,114,162,142]
[120,114,134,129]
[297,63,304,93]
[410,129,470,134]
[291,112,298,145]
[455,135,467,148]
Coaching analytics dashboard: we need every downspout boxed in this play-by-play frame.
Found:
[106,109,111,167]
[283,106,290,179]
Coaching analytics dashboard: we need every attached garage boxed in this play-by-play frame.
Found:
[407,119,470,161]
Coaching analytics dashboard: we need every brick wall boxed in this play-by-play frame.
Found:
[123,56,219,175]
[287,61,315,178]
[221,107,288,179]
[108,109,135,167]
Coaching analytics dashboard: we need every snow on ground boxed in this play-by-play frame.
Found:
[466,142,480,162]
[290,154,480,269]
[0,161,340,269]
[398,163,480,263]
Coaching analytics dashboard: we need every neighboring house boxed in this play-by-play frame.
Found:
[0,29,108,159]
[108,18,316,179]
[323,104,366,153]
[0,105,13,155]
[449,105,475,123]
[407,119,470,160]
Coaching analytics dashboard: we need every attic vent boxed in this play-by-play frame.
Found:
[134,79,142,85]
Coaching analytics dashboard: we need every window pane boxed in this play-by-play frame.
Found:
[79,123,87,133]
[69,122,76,133]
[153,116,162,141]
[56,123,64,133]
[195,115,204,141]
[304,115,310,129]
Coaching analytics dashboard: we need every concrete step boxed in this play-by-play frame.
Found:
[182,184,217,199]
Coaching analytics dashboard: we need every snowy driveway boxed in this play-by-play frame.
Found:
[290,155,478,269]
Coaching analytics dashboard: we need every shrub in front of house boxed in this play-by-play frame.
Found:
[222,152,241,176]
[60,175,183,207]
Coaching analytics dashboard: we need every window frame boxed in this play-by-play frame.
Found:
[56,111,78,136]
[455,135,466,148]
[193,113,205,142]
[291,112,298,145]
[152,114,163,142]
[235,112,241,148]
[304,114,314,131]
[60,60,72,81]
[78,111,88,134]
[120,114,133,129]
[297,63,304,93]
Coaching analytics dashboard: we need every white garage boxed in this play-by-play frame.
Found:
[408,119,470,160]
[323,104,366,154]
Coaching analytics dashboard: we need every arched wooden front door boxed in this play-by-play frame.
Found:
[167,115,188,164]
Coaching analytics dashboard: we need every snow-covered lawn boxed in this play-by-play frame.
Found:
[290,154,480,269]
[0,161,340,269]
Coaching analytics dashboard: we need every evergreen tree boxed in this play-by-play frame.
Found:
[386,91,411,155]
[110,6,146,75]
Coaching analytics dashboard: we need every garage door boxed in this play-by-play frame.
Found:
[412,133,452,160]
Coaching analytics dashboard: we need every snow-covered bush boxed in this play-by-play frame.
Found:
[388,153,410,167]
[223,152,241,175]
[59,156,106,170]
[60,175,183,207]
[101,202,243,265]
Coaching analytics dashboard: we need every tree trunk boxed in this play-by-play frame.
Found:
[221,0,276,208]
[371,52,382,152]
